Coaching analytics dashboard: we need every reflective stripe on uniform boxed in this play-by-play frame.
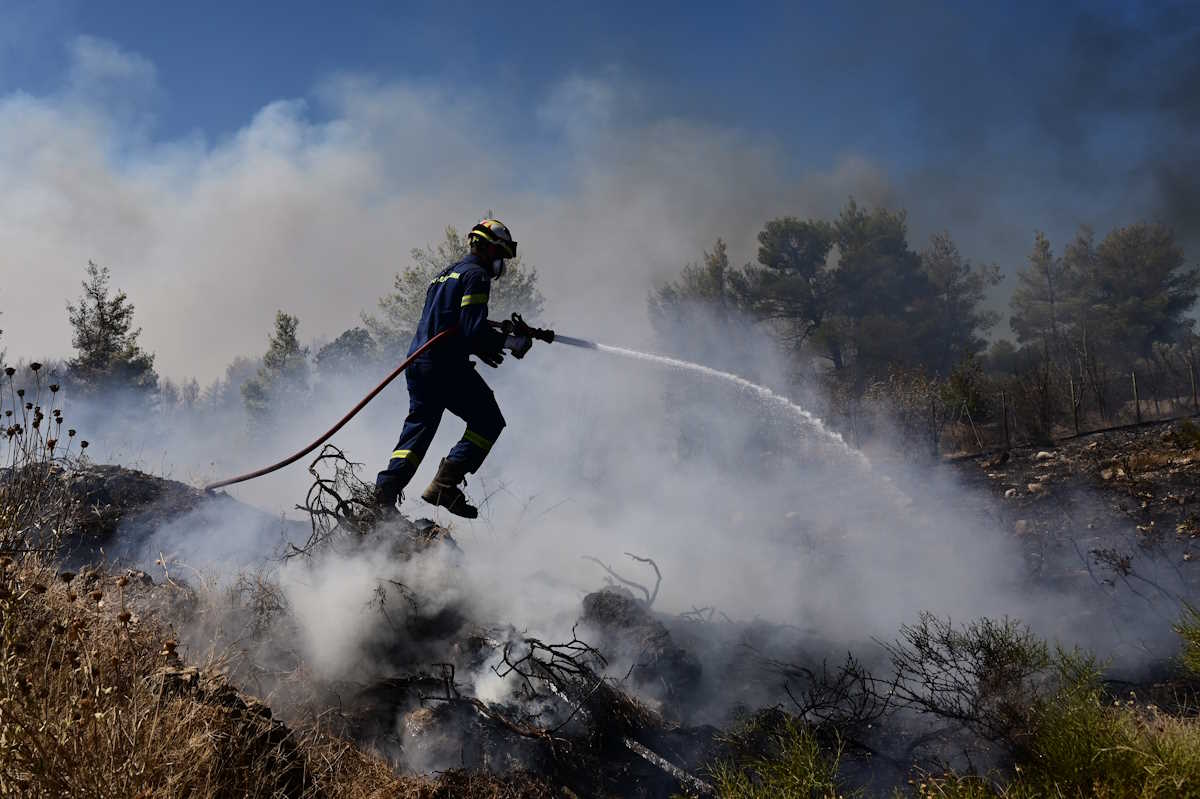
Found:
[390,449,411,460]
[460,293,488,307]
[462,430,493,451]
[431,271,461,285]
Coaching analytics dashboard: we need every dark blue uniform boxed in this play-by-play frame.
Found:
[375,254,508,503]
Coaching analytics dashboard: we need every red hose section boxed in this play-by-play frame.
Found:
[203,326,458,491]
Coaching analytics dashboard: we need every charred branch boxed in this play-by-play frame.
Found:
[582,552,662,606]
[289,445,375,557]
[876,613,1049,746]
[754,650,893,735]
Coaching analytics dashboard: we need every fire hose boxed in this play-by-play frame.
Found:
[203,314,593,491]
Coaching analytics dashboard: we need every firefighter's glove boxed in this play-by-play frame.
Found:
[479,350,504,368]
[505,334,533,359]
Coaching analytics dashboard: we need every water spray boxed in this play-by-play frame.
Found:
[204,313,879,493]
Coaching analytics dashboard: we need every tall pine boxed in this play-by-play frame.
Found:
[66,262,158,398]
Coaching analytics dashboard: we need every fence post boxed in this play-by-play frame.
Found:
[930,397,938,458]
[1069,375,1080,436]
[1001,391,1011,450]
[852,399,861,449]
[1191,361,1198,413]
[1151,371,1162,418]
[1132,371,1141,424]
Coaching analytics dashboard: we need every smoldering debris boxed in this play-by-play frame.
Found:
[35,427,1200,796]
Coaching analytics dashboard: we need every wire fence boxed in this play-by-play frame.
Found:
[995,364,1200,447]
[836,359,1200,457]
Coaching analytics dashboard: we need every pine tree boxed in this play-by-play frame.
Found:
[1088,223,1198,360]
[917,231,1002,376]
[315,327,378,378]
[242,311,310,418]
[649,239,755,371]
[736,219,837,360]
[66,262,158,397]
[828,200,932,379]
[1008,232,1070,356]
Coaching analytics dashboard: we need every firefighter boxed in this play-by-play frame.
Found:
[375,219,533,518]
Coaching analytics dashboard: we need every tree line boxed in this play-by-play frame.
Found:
[651,199,1198,447]
[11,201,1195,450]
[30,226,542,426]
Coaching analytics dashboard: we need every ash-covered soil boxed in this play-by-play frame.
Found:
[953,420,1199,586]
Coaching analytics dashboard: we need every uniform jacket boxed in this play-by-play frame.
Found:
[408,253,507,366]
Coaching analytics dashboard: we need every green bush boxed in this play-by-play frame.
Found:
[709,715,850,798]
[912,646,1200,798]
[1174,602,1200,677]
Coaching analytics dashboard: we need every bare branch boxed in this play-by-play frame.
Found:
[582,552,662,607]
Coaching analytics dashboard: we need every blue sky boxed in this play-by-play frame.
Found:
[0,2,1142,172]
[0,1,1196,378]
[3,1,1192,211]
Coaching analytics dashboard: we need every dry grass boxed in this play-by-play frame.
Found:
[0,364,80,554]
[0,384,556,798]
[0,556,300,797]
[1125,449,1181,475]
[0,555,554,798]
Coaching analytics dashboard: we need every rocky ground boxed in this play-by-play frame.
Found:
[954,418,1198,591]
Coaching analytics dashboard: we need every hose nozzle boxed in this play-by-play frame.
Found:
[495,313,555,343]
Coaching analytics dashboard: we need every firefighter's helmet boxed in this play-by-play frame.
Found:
[468,218,517,259]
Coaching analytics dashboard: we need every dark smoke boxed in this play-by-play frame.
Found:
[1037,6,1200,243]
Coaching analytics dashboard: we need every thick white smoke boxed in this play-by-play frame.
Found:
[0,38,892,383]
[1,36,1182,725]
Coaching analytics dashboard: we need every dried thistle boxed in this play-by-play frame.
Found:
[3,367,13,377]
[49,384,60,393]
[59,571,75,583]
[29,362,41,372]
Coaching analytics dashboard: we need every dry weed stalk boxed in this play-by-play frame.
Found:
[0,556,458,797]
[0,364,83,554]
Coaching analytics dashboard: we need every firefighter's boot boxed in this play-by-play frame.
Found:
[420,458,478,519]
[369,485,402,525]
